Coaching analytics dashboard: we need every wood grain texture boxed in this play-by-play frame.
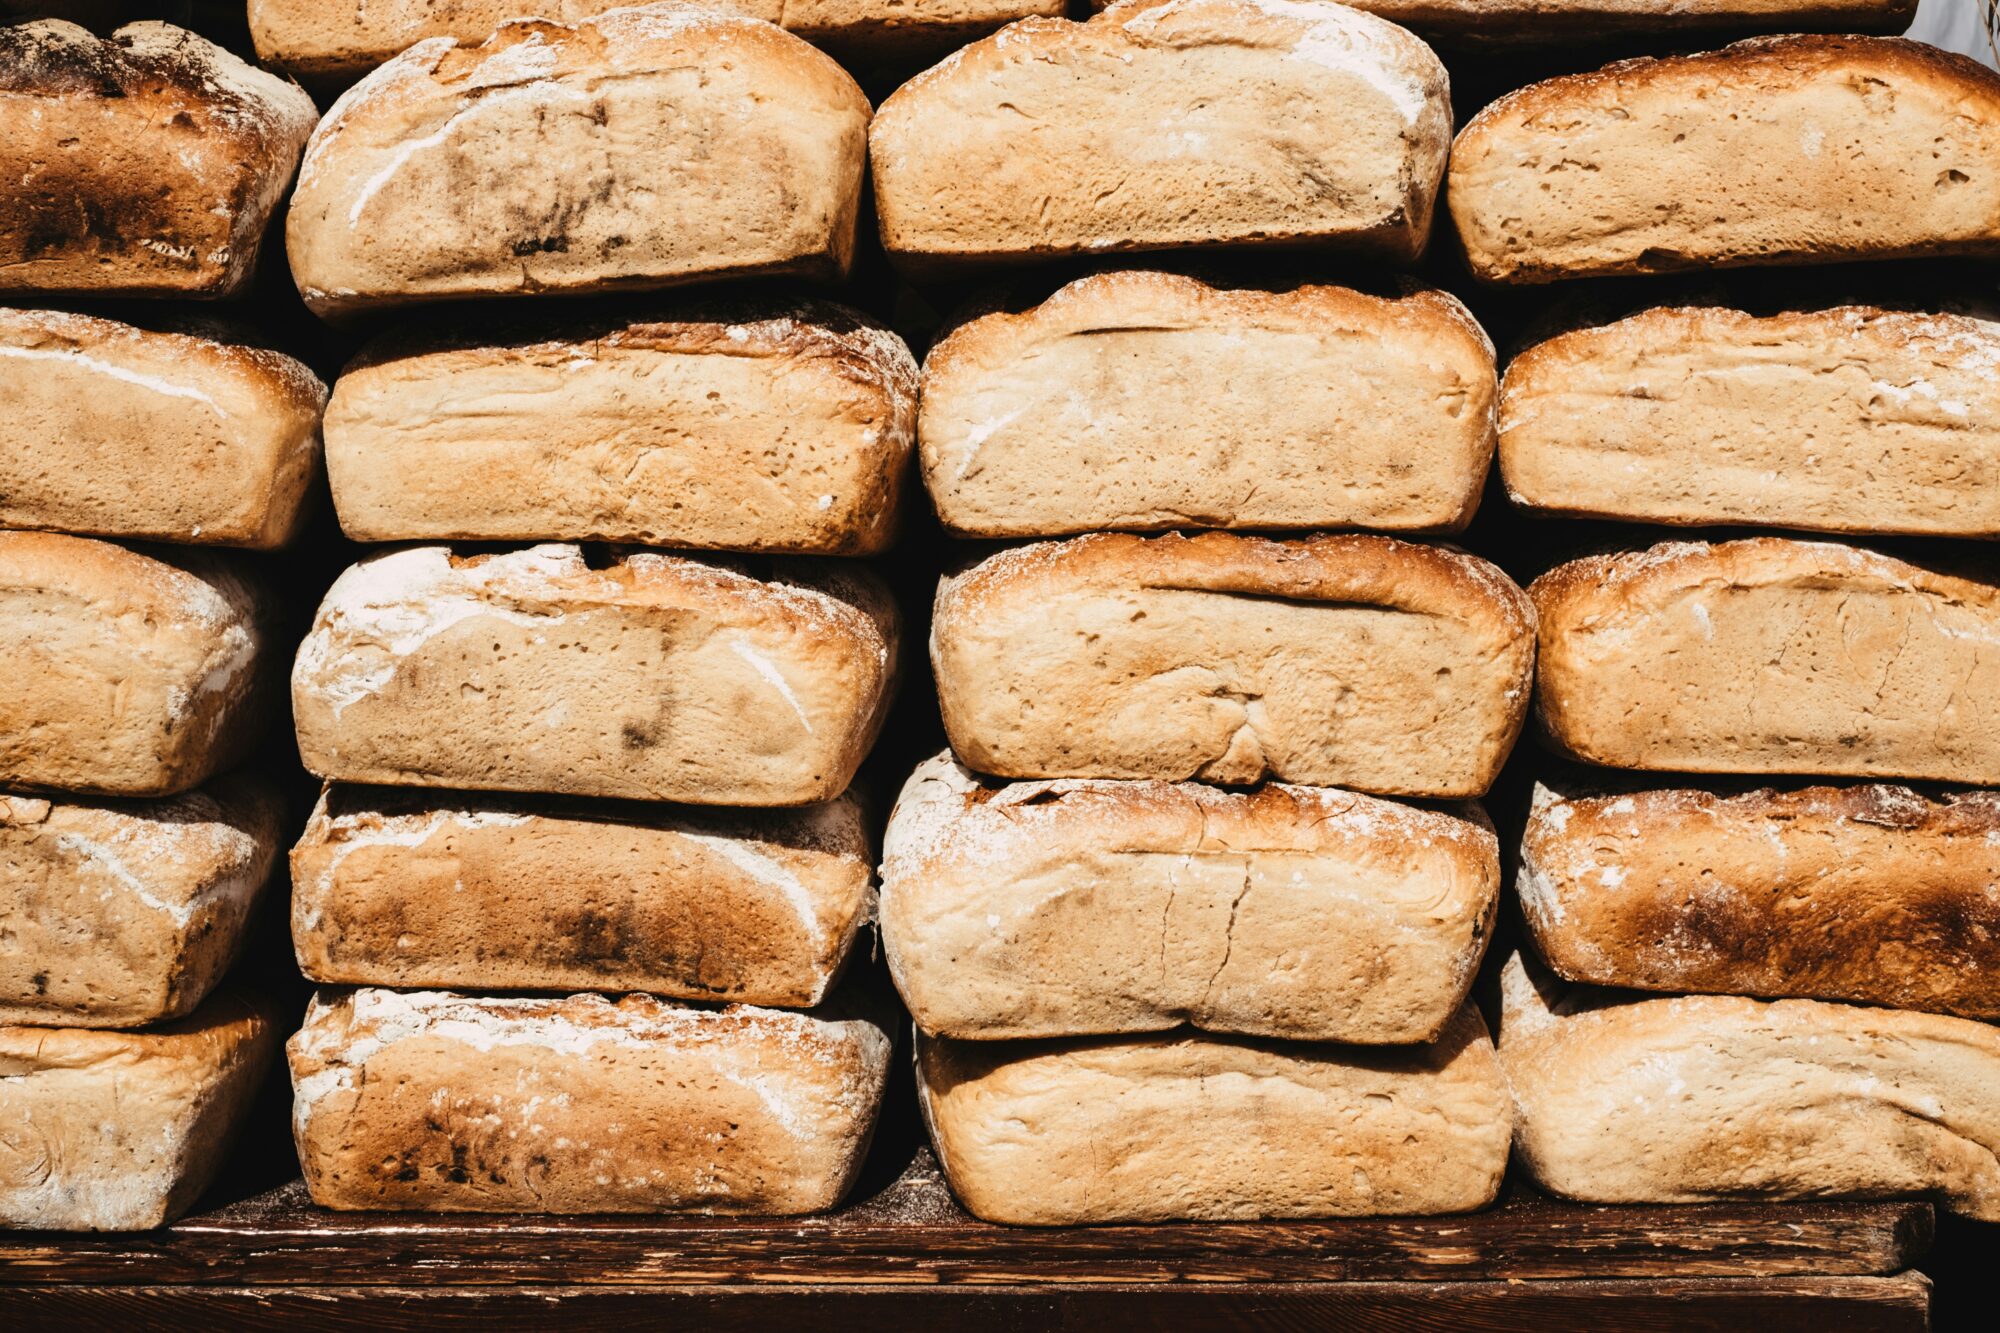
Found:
[0,1151,1932,1288]
[0,1275,1934,1332]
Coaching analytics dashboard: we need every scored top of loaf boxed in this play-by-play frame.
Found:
[0,989,271,1064]
[0,775,282,926]
[926,267,1493,380]
[295,544,897,715]
[939,531,1534,641]
[0,306,330,417]
[1462,34,2000,143]
[1529,774,2000,843]
[298,6,868,200]
[289,987,893,1131]
[0,530,267,637]
[1528,537,2000,625]
[344,296,917,407]
[0,20,317,141]
[888,0,1444,124]
[884,749,1496,880]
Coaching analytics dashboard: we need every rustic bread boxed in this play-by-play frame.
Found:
[286,7,870,318]
[289,987,892,1214]
[918,1004,1509,1224]
[0,777,281,1029]
[0,532,276,797]
[0,307,326,549]
[1449,37,2000,283]
[1501,953,2000,1220]
[1531,539,2000,783]
[0,20,316,299]
[325,301,916,554]
[293,545,898,806]
[250,0,1063,81]
[919,271,1495,536]
[1520,780,2000,1020]
[292,785,874,1006]
[1500,304,2000,537]
[0,991,277,1230]
[882,752,1497,1042]
[870,0,1451,271]
[1275,0,1916,44]
[932,533,1535,797]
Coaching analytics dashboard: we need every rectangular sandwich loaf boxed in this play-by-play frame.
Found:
[289,987,893,1214]
[931,532,1535,797]
[324,301,915,554]
[0,777,281,1028]
[0,532,276,796]
[918,271,1496,536]
[917,1005,1511,1224]
[292,545,898,806]
[292,785,875,1006]
[0,992,278,1230]
[882,752,1497,1043]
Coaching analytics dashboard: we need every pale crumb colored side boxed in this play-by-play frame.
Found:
[871,0,1451,269]
[0,775,282,1027]
[0,532,277,796]
[0,307,326,548]
[918,1003,1510,1224]
[324,300,914,553]
[1531,537,2000,782]
[292,544,898,805]
[881,752,1497,1041]
[931,531,1535,798]
[1450,35,2000,282]
[0,991,278,1230]
[1501,953,2000,1220]
[1501,304,2000,537]
[919,270,1495,535]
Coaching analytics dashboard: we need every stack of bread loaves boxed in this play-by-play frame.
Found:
[1450,33,2000,1220]
[280,4,906,1215]
[0,19,320,1231]
[870,0,1532,1225]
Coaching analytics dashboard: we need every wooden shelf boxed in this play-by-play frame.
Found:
[0,1147,1936,1328]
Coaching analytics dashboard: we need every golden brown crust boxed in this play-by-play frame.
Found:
[1451,36,2000,282]
[0,21,317,297]
[1522,781,2000,1019]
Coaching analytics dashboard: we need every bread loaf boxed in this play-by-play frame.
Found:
[0,532,275,797]
[1500,304,2000,537]
[286,8,870,318]
[1520,780,2000,1020]
[293,545,897,806]
[1289,0,1916,44]
[292,785,874,1005]
[1531,539,2000,782]
[0,20,316,298]
[1501,953,2000,1220]
[250,0,1063,81]
[919,271,1495,536]
[0,991,277,1230]
[932,533,1534,797]
[1449,37,2000,283]
[289,987,892,1214]
[870,0,1451,271]
[0,777,281,1029]
[918,1005,1510,1224]
[324,301,915,554]
[882,752,1497,1042]
[0,307,326,549]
